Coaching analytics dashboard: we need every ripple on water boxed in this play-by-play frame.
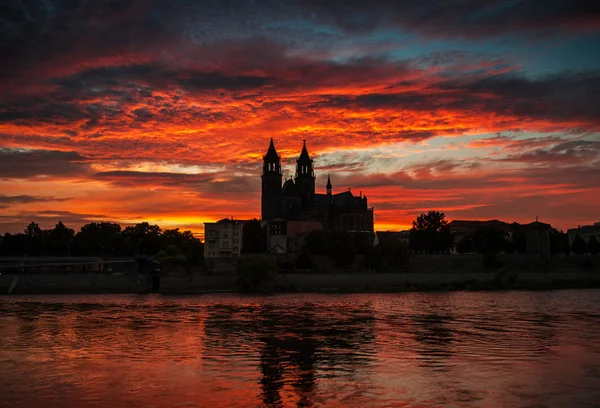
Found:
[1,290,600,407]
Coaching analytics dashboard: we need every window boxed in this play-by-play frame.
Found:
[208,230,216,240]
[209,242,215,249]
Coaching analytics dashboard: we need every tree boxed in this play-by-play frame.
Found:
[410,211,453,253]
[549,228,570,255]
[456,237,473,254]
[471,226,507,255]
[160,228,203,264]
[241,219,264,253]
[571,234,587,255]
[328,230,356,267]
[588,235,600,255]
[509,223,527,254]
[48,221,75,256]
[23,222,45,255]
[0,233,27,256]
[303,230,330,255]
[156,244,186,263]
[75,222,122,256]
[121,222,162,256]
[236,256,278,291]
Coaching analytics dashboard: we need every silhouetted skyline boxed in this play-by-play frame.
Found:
[1,1,599,234]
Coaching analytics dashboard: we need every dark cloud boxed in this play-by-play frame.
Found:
[304,0,600,37]
[498,139,600,164]
[321,70,600,126]
[0,194,71,209]
[93,170,257,195]
[0,148,89,179]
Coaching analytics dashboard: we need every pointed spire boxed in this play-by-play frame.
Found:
[264,137,279,161]
[298,139,311,162]
[326,174,332,188]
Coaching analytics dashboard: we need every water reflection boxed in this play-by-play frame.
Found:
[413,313,454,372]
[203,302,376,407]
[1,291,600,407]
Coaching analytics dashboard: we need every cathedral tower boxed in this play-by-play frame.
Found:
[261,138,282,220]
[294,140,316,212]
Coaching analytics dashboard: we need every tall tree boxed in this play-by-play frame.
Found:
[121,222,162,256]
[410,211,453,253]
[48,221,75,256]
[75,222,122,256]
[23,222,45,255]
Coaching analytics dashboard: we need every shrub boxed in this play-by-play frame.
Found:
[236,256,278,291]
[482,253,504,269]
[294,251,315,270]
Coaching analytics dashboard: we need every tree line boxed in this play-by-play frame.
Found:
[409,210,599,255]
[0,221,204,263]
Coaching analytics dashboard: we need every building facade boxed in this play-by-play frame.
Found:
[567,222,600,245]
[203,218,246,259]
[261,139,374,232]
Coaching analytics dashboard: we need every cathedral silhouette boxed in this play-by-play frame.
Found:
[261,139,374,232]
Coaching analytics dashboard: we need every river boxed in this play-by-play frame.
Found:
[1,290,600,407]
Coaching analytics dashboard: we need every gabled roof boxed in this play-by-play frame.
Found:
[332,190,357,207]
[264,138,279,161]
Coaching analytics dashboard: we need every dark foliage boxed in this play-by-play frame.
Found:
[241,219,264,253]
[549,228,570,255]
[236,256,277,291]
[0,221,203,264]
[409,211,453,253]
[509,223,527,254]
[571,234,587,255]
[294,250,315,270]
[588,235,600,255]
[302,230,371,267]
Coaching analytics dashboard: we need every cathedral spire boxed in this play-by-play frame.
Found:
[298,139,311,162]
[326,174,332,195]
[264,137,279,161]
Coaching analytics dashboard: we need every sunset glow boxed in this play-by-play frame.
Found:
[1,1,599,235]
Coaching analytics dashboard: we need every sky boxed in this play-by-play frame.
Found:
[1,0,599,236]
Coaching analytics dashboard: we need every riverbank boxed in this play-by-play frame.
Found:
[2,270,600,294]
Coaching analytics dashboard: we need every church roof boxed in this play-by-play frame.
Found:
[282,178,297,196]
[332,191,355,207]
[314,193,332,206]
[298,140,311,162]
[264,138,279,161]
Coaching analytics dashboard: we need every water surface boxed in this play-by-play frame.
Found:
[1,290,600,407]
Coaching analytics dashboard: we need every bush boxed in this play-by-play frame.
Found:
[236,256,278,291]
[277,259,294,272]
[482,253,503,269]
[294,251,315,270]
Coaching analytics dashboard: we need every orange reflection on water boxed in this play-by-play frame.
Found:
[1,292,600,407]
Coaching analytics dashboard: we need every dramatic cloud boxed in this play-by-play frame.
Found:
[0,148,89,179]
[0,0,599,233]
[0,194,71,209]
